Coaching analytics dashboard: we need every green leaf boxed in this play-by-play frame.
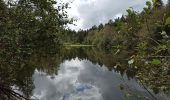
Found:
[150,59,161,65]
[165,17,170,25]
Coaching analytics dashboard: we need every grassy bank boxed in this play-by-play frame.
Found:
[64,43,95,47]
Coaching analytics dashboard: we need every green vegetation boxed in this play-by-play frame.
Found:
[0,0,70,99]
[0,0,170,99]
[64,43,95,47]
[61,0,170,96]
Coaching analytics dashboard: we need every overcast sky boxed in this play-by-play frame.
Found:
[62,0,168,30]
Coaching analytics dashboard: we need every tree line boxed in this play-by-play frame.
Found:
[61,0,170,95]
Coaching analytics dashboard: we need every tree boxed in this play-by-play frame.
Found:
[0,0,71,99]
[90,25,97,30]
[1,0,72,53]
[98,24,104,31]
[0,0,8,35]
[153,0,163,8]
[126,7,141,35]
[108,19,114,26]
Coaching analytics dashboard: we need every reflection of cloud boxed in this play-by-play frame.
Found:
[31,58,166,100]
[31,58,103,100]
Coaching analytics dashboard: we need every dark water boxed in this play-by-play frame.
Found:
[0,47,170,100]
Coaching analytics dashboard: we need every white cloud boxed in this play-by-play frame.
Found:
[64,0,168,30]
[65,0,146,30]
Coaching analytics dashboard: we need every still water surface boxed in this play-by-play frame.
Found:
[31,58,167,100]
[1,48,170,100]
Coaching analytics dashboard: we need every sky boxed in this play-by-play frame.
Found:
[61,0,168,31]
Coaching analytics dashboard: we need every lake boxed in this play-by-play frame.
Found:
[0,47,169,100]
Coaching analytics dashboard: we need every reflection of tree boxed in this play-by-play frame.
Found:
[1,44,169,99]
[59,47,134,77]
[59,47,170,95]
[0,51,62,99]
[0,47,62,99]
[0,59,33,99]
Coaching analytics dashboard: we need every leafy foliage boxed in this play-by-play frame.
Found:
[0,0,71,99]
[61,0,170,95]
[150,59,161,65]
[1,0,170,99]
[165,17,170,25]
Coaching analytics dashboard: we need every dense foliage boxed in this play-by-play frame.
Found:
[62,0,170,96]
[0,0,170,99]
[0,0,70,99]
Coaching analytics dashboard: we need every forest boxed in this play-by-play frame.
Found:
[0,0,170,99]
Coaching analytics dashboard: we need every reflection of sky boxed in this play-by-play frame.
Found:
[31,58,167,100]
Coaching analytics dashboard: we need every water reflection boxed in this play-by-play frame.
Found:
[32,58,167,100]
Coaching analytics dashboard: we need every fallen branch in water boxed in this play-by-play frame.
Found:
[0,84,31,100]
[138,80,158,100]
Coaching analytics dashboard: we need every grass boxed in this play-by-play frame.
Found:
[64,43,95,47]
